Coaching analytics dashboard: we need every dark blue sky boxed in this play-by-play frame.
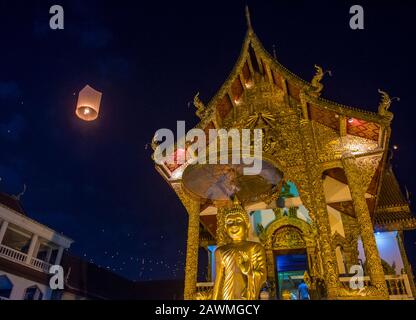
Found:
[1,0,416,280]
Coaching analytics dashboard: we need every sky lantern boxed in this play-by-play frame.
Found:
[75,85,102,121]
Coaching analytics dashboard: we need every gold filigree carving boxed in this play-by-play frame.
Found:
[342,155,389,298]
[272,226,306,250]
[193,92,207,119]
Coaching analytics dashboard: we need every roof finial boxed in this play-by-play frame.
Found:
[14,184,27,201]
[272,44,277,59]
[378,89,399,116]
[310,65,331,97]
[245,5,253,30]
[232,194,241,206]
[405,185,411,204]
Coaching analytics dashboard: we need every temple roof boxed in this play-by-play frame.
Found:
[153,9,412,234]
[374,166,416,231]
[377,166,409,208]
[157,10,398,179]
[375,211,416,231]
[194,10,393,143]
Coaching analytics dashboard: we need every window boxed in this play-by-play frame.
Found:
[0,275,13,299]
[24,286,43,300]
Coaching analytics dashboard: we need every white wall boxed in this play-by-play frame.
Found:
[251,209,275,232]
[335,246,346,274]
[327,206,345,237]
[323,176,352,203]
[357,232,404,275]
[0,270,50,300]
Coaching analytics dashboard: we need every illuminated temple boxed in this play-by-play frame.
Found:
[152,9,416,300]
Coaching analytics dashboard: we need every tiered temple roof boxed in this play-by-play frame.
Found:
[154,7,415,233]
[374,166,416,231]
[194,11,391,142]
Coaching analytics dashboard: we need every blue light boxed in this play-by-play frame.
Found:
[276,254,307,272]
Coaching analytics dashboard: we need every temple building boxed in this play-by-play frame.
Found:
[152,9,416,300]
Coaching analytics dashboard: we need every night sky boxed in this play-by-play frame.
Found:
[1,0,416,281]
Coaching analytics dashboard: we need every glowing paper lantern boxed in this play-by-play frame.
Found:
[76,85,102,121]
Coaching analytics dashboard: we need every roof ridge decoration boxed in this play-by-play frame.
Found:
[377,89,399,119]
[304,94,381,120]
[193,92,206,118]
[14,183,27,201]
[245,5,253,32]
[310,65,332,97]
[192,7,395,146]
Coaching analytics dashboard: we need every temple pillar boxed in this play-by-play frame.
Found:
[397,231,416,297]
[342,155,389,298]
[265,249,276,297]
[287,119,342,299]
[309,177,343,298]
[184,200,200,300]
[306,245,319,278]
[341,215,360,271]
[173,184,200,300]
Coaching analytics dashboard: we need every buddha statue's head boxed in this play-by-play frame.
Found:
[225,212,248,241]
[223,197,250,242]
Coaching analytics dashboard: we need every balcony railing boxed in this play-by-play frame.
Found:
[339,274,413,300]
[30,256,52,272]
[0,244,26,264]
[0,244,51,273]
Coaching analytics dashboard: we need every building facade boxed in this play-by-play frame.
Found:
[152,10,416,300]
[0,192,73,300]
[0,191,185,300]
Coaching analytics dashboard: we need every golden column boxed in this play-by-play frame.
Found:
[265,250,276,297]
[309,174,343,298]
[342,155,389,298]
[291,119,342,299]
[173,184,201,300]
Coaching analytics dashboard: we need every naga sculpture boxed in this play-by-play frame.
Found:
[377,89,399,116]
[310,65,331,96]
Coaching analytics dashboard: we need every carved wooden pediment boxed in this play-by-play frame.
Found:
[272,226,306,250]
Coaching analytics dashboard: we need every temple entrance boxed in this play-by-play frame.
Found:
[274,249,309,300]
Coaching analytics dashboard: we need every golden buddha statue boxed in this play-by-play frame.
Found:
[210,198,267,300]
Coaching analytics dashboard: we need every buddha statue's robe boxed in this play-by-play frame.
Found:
[212,241,267,300]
